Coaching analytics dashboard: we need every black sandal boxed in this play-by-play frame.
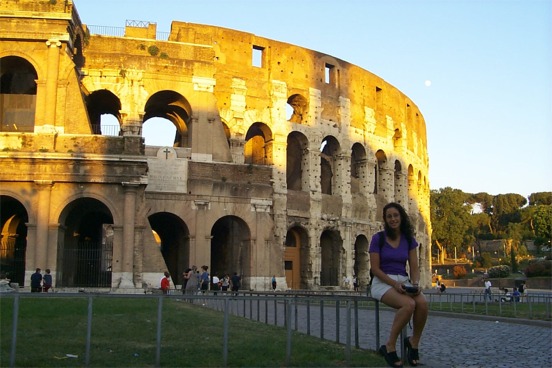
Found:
[379,345,403,368]
[403,337,420,366]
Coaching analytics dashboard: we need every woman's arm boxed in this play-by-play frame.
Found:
[408,247,420,285]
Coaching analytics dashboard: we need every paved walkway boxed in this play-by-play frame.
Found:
[223,294,552,368]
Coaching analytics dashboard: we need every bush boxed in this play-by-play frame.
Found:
[488,265,510,278]
[525,259,552,277]
[452,265,467,279]
[148,45,160,56]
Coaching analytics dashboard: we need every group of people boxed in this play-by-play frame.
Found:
[30,268,53,293]
[159,266,242,296]
[483,279,526,303]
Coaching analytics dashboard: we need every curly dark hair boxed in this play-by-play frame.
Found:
[383,202,414,241]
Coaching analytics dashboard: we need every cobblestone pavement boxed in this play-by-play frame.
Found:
[227,296,552,368]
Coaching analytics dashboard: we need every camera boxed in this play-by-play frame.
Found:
[402,285,419,294]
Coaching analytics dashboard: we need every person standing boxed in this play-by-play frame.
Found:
[199,265,210,293]
[221,274,230,293]
[42,269,53,292]
[30,268,43,292]
[184,265,199,295]
[230,272,241,295]
[160,271,171,295]
[369,202,428,367]
[484,279,492,302]
[271,275,277,291]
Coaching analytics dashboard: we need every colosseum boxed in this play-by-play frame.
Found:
[0,0,431,292]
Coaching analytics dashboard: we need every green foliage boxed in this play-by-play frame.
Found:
[159,52,169,59]
[525,259,552,277]
[147,45,160,56]
[529,192,552,206]
[452,265,467,279]
[488,265,510,278]
[480,253,493,268]
[491,193,527,236]
[430,187,472,257]
[533,205,552,241]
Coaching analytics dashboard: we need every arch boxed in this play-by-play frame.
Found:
[244,122,273,165]
[86,89,122,135]
[350,143,367,194]
[286,131,309,191]
[374,150,387,194]
[394,159,403,204]
[0,56,38,132]
[320,229,342,286]
[284,225,309,289]
[144,90,192,148]
[57,197,114,287]
[353,234,370,288]
[0,195,29,286]
[287,93,308,123]
[148,212,190,286]
[210,216,251,287]
[320,135,341,195]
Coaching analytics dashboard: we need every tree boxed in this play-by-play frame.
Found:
[533,205,552,246]
[529,192,552,206]
[430,187,472,263]
[491,193,527,237]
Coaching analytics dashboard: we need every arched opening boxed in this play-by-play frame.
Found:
[142,117,177,146]
[351,143,367,194]
[86,89,122,135]
[287,94,308,123]
[144,90,192,148]
[353,234,369,288]
[394,159,403,204]
[284,226,309,289]
[375,150,387,195]
[320,136,340,195]
[0,56,38,132]
[0,196,28,286]
[286,131,309,191]
[58,198,114,287]
[210,216,251,288]
[320,229,342,286]
[244,122,273,165]
[148,212,190,286]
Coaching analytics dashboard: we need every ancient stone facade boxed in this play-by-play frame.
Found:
[0,0,431,292]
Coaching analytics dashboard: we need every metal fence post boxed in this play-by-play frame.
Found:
[223,298,229,367]
[155,296,163,367]
[9,294,19,368]
[85,296,93,366]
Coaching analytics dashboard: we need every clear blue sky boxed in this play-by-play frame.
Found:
[75,0,552,198]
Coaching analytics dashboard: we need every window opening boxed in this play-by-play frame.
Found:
[252,45,264,68]
[325,63,334,84]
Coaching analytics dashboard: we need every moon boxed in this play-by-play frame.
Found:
[424,80,432,87]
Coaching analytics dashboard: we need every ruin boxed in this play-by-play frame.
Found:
[0,0,431,292]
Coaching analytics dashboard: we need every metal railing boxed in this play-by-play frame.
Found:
[2,291,380,367]
[426,290,552,319]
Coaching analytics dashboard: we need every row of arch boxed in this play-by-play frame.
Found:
[0,194,375,289]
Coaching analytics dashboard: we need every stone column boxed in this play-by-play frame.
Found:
[120,182,139,288]
[44,39,61,126]
[34,180,52,269]
[192,199,210,267]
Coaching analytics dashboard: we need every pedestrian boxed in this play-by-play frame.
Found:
[42,269,53,292]
[199,265,210,293]
[181,268,191,294]
[221,274,230,293]
[353,275,359,292]
[369,202,428,367]
[230,272,241,295]
[184,265,199,295]
[484,279,492,302]
[212,275,220,295]
[271,275,277,291]
[30,268,42,292]
[160,271,171,295]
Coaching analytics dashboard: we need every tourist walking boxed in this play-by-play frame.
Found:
[184,265,199,295]
[369,202,428,367]
[484,279,492,301]
[160,271,171,295]
[230,272,241,295]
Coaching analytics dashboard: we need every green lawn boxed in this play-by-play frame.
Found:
[1,296,386,367]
